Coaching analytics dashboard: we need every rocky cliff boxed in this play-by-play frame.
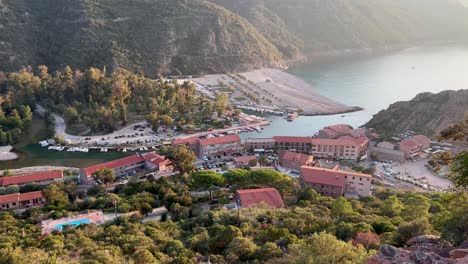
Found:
[366,90,468,137]
[366,235,468,264]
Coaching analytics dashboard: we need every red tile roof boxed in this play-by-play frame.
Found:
[348,128,367,138]
[400,139,417,148]
[0,191,43,204]
[273,136,312,143]
[280,151,313,165]
[237,188,285,208]
[173,136,199,145]
[233,155,257,164]
[300,166,346,187]
[83,155,145,176]
[325,124,352,133]
[198,134,241,146]
[300,166,372,188]
[400,135,430,149]
[410,135,430,146]
[0,170,63,187]
[353,136,369,145]
[142,152,169,167]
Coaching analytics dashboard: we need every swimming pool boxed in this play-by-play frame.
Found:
[53,218,91,231]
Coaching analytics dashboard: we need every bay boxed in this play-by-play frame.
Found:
[241,45,468,139]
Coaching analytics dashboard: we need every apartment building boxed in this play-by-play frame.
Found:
[244,138,275,152]
[300,166,372,197]
[0,191,45,210]
[273,136,313,153]
[0,170,64,187]
[80,152,172,185]
[399,135,431,159]
[198,135,242,158]
[311,136,369,160]
[279,151,314,171]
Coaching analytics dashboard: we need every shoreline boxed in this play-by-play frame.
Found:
[300,106,364,117]
[192,68,358,117]
[0,145,19,161]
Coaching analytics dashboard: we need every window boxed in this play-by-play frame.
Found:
[352,176,355,180]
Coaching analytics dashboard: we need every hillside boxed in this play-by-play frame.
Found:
[365,90,468,137]
[0,0,283,76]
[1,0,468,75]
[211,0,468,55]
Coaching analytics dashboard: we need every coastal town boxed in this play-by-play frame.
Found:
[1,0,468,262]
[0,105,456,235]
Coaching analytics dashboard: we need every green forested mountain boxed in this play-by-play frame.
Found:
[0,0,283,76]
[1,0,468,75]
[211,0,468,55]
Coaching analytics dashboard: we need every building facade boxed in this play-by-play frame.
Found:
[0,191,45,210]
[198,135,242,158]
[300,166,372,197]
[0,170,64,187]
[80,152,172,185]
[273,136,313,153]
[172,136,199,154]
[279,151,314,171]
[399,135,431,159]
[317,124,352,139]
[233,155,258,168]
[310,136,369,161]
[244,138,276,152]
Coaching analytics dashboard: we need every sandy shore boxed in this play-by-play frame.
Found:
[0,145,18,161]
[192,68,360,115]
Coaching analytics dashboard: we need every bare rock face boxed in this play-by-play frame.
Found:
[366,245,457,264]
[450,249,468,260]
[366,236,468,264]
[365,90,468,137]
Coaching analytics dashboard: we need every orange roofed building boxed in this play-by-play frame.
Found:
[300,166,372,197]
[0,170,63,187]
[80,152,172,185]
[399,135,431,159]
[236,188,285,208]
[0,191,45,210]
[279,151,314,171]
[318,124,353,139]
[198,134,242,158]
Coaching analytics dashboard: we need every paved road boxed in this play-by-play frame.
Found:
[37,104,270,149]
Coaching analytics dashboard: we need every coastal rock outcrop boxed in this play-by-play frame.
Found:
[366,90,468,137]
[366,236,468,264]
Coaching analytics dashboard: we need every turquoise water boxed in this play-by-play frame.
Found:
[54,218,91,231]
[241,45,468,139]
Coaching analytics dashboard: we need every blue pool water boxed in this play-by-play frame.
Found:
[54,218,91,231]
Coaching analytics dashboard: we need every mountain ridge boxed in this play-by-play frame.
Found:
[1,0,468,75]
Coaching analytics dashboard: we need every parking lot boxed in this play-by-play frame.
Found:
[373,158,452,191]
